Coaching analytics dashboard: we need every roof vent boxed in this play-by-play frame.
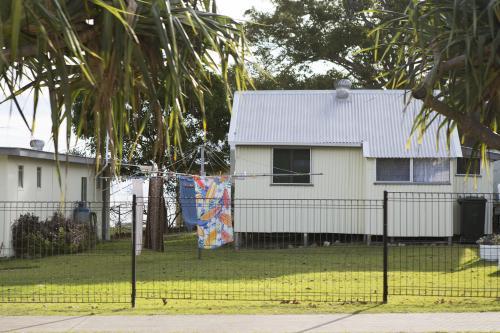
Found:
[335,79,352,99]
[30,139,45,151]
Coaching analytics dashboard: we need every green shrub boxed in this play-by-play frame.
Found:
[11,212,96,258]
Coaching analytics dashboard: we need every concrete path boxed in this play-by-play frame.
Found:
[1,313,499,333]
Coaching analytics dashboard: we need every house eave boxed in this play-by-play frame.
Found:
[230,142,363,148]
[0,147,95,165]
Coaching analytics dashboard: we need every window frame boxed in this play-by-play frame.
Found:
[18,165,24,188]
[81,177,88,202]
[413,158,450,184]
[375,158,451,185]
[271,147,313,186]
[375,158,412,183]
[36,167,42,188]
[456,157,481,176]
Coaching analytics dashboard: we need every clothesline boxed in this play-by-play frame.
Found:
[133,170,324,178]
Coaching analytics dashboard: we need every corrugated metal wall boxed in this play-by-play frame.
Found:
[234,146,494,237]
[234,146,366,199]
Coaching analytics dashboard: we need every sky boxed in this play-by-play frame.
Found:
[217,0,273,20]
[0,0,274,152]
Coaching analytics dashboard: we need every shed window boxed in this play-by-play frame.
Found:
[36,167,42,188]
[81,177,87,202]
[272,148,311,184]
[376,159,410,182]
[413,159,450,183]
[18,165,24,188]
[457,158,480,175]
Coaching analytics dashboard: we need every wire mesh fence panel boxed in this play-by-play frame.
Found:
[135,198,385,303]
[2,191,497,305]
[387,192,500,298]
[0,201,133,303]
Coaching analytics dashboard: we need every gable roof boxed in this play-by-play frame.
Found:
[228,90,462,158]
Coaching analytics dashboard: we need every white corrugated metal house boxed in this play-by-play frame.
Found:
[228,89,495,240]
[0,146,101,256]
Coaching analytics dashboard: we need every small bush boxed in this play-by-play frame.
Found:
[12,212,96,258]
[476,234,500,245]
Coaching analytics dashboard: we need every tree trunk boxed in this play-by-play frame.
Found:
[145,176,165,251]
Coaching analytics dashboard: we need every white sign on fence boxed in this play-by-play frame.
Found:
[132,178,144,255]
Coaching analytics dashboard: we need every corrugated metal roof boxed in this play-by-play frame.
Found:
[228,90,462,158]
[0,147,95,164]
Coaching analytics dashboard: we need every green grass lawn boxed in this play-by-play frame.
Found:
[0,233,499,315]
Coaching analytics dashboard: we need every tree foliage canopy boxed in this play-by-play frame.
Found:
[246,0,407,89]
[0,0,249,171]
[373,0,500,152]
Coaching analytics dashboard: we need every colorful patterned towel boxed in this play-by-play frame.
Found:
[179,175,233,249]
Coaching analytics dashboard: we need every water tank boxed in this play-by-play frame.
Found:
[73,202,91,224]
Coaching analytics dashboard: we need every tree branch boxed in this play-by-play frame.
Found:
[1,29,98,62]
[413,46,492,99]
[417,93,500,150]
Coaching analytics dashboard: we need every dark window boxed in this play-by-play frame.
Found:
[81,177,88,202]
[273,149,311,184]
[376,159,410,182]
[18,165,24,188]
[457,158,481,175]
[36,167,42,188]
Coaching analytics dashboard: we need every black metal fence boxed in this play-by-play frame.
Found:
[0,192,498,306]
[386,192,499,298]
[134,197,385,303]
[0,201,133,303]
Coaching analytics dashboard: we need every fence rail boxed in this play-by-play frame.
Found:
[0,192,498,306]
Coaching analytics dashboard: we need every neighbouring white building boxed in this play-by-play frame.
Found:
[228,89,496,240]
[0,145,102,256]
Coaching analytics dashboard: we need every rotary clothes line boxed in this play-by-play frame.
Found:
[179,175,233,249]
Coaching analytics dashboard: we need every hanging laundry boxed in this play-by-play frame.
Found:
[179,175,233,249]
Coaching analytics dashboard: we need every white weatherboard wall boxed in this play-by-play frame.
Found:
[234,146,494,238]
[234,146,376,235]
[0,155,99,257]
[364,158,454,237]
[5,156,97,201]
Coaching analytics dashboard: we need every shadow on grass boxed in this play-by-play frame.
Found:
[0,234,497,293]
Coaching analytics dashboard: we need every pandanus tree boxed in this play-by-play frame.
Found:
[0,0,250,250]
[371,0,500,155]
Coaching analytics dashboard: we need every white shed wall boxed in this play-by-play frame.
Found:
[234,146,372,234]
[234,146,366,199]
[0,156,100,257]
[5,156,97,201]
[234,146,495,238]
[364,158,454,237]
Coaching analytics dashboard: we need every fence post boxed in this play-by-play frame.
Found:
[383,190,388,304]
[131,194,137,308]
